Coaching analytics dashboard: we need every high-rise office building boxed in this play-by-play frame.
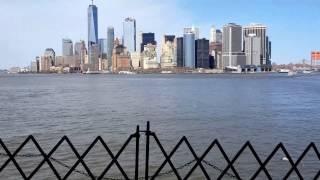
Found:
[243,24,268,66]
[175,37,184,67]
[62,39,73,56]
[141,33,156,52]
[161,35,176,68]
[222,23,246,67]
[107,27,114,65]
[142,44,159,69]
[136,31,143,53]
[184,26,199,40]
[123,17,136,53]
[98,38,107,59]
[74,40,87,65]
[88,3,99,70]
[183,32,195,68]
[210,26,216,43]
[195,38,210,69]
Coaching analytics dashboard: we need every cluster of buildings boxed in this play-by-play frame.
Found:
[30,2,274,74]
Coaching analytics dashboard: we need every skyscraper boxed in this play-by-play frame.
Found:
[210,26,216,43]
[195,38,210,69]
[183,32,195,68]
[243,24,268,66]
[88,3,98,70]
[161,35,176,68]
[123,17,136,53]
[175,37,184,67]
[222,23,246,68]
[107,27,114,65]
[136,31,143,53]
[184,26,199,40]
[62,39,73,56]
[74,40,87,65]
[141,33,156,52]
[98,38,107,59]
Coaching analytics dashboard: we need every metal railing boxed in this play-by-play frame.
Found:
[0,121,319,179]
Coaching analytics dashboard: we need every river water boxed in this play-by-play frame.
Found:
[0,73,319,179]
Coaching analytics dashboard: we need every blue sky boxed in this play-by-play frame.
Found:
[0,0,319,69]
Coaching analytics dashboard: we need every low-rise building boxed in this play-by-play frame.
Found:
[112,45,131,72]
[131,52,142,70]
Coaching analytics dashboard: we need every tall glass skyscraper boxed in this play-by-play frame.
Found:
[123,17,136,53]
[88,3,98,68]
[183,32,195,68]
[107,27,114,65]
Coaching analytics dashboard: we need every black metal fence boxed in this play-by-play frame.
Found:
[0,122,319,179]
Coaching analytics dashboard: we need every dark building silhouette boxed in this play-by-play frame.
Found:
[195,38,210,68]
[176,37,184,67]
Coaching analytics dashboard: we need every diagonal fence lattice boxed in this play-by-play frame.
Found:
[0,122,319,180]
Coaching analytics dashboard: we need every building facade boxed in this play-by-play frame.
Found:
[107,26,114,68]
[88,3,99,70]
[195,38,210,69]
[161,35,176,68]
[98,38,107,59]
[140,33,156,53]
[112,45,131,72]
[123,17,136,53]
[183,32,195,68]
[311,51,320,66]
[62,39,73,56]
[142,44,159,69]
[131,52,141,69]
[222,23,246,68]
[243,24,267,66]
[175,37,184,67]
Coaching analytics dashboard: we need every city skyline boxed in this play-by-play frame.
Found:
[0,0,319,69]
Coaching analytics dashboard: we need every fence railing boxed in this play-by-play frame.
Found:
[0,121,319,179]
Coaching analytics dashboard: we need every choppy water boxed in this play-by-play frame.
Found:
[0,73,320,179]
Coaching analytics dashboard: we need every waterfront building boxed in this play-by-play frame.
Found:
[243,24,267,66]
[88,3,99,70]
[222,23,246,68]
[62,38,73,56]
[123,17,136,53]
[131,52,141,69]
[30,57,40,73]
[112,44,131,72]
[43,48,55,67]
[183,32,196,68]
[142,44,159,69]
[107,26,114,68]
[311,51,320,66]
[40,56,51,72]
[140,33,156,53]
[210,26,222,43]
[160,35,176,68]
[175,37,184,67]
[195,38,210,69]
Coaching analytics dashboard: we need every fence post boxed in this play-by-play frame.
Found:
[135,125,140,180]
[145,121,150,180]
